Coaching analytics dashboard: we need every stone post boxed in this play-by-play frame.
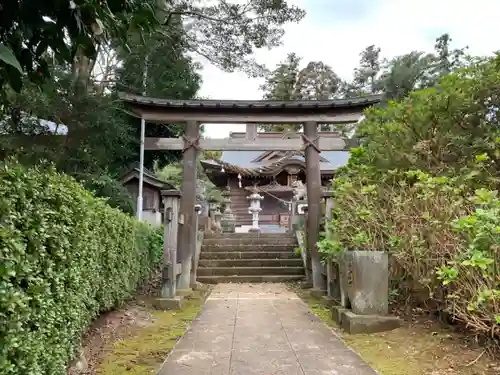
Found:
[190,204,202,287]
[220,187,236,233]
[323,191,335,238]
[290,197,297,232]
[160,189,181,299]
[322,190,340,300]
[214,207,222,233]
[247,187,264,233]
[333,250,402,334]
[302,205,312,283]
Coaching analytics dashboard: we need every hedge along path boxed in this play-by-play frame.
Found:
[0,161,163,375]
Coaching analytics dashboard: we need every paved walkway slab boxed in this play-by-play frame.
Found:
[158,283,377,375]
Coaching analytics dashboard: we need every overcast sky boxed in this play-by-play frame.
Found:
[202,0,499,138]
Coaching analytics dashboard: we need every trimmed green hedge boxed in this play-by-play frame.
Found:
[0,161,163,375]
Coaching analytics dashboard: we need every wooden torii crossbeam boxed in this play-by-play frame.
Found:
[119,92,382,292]
[119,92,382,152]
[143,135,346,151]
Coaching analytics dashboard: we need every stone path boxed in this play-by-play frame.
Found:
[158,283,377,375]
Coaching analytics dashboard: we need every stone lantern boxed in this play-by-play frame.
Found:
[247,186,264,233]
[207,198,218,212]
[220,186,236,233]
[213,206,223,233]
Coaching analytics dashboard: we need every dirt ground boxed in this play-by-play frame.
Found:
[295,288,500,375]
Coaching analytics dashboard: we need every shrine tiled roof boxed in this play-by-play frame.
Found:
[200,149,348,178]
[218,150,350,172]
[245,181,294,192]
[119,93,382,110]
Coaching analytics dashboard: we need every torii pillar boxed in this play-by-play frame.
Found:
[304,121,326,291]
[177,120,199,291]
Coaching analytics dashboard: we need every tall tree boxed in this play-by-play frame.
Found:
[259,53,302,132]
[428,33,468,85]
[295,61,341,132]
[261,53,302,101]
[374,34,467,101]
[260,55,341,132]
[114,17,202,169]
[377,51,435,101]
[295,61,341,100]
[353,45,382,95]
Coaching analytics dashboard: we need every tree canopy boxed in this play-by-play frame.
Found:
[0,0,309,212]
[0,0,305,99]
[344,33,468,101]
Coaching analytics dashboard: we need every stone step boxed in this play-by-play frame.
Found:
[199,258,303,268]
[203,238,297,246]
[202,244,296,252]
[197,266,305,276]
[200,251,299,260]
[197,275,305,284]
[204,233,295,239]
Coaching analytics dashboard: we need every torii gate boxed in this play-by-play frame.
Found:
[119,93,381,291]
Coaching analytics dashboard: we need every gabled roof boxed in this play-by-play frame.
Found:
[217,150,350,173]
[120,164,175,190]
[201,149,349,178]
[252,150,330,163]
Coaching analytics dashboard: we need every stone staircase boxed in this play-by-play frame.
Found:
[197,232,305,283]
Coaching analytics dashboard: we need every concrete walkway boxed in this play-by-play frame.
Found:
[158,283,377,375]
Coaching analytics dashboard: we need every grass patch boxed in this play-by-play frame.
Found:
[294,287,498,375]
[97,288,209,375]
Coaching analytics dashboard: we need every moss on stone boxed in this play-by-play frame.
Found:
[97,290,207,375]
[296,288,497,375]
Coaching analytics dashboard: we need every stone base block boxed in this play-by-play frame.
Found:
[196,284,212,300]
[154,296,184,310]
[299,280,314,289]
[248,227,261,233]
[309,288,327,298]
[321,296,338,308]
[190,281,204,290]
[176,288,193,297]
[332,305,404,334]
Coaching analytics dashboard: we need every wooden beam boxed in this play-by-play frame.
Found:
[129,108,364,124]
[144,137,346,151]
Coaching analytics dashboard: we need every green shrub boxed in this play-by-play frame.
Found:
[0,160,163,375]
[322,55,500,341]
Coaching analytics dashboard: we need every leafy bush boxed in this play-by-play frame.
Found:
[323,56,500,341]
[438,189,500,335]
[0,161,163,375]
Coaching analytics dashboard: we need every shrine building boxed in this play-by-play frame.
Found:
[200,125,350,230]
